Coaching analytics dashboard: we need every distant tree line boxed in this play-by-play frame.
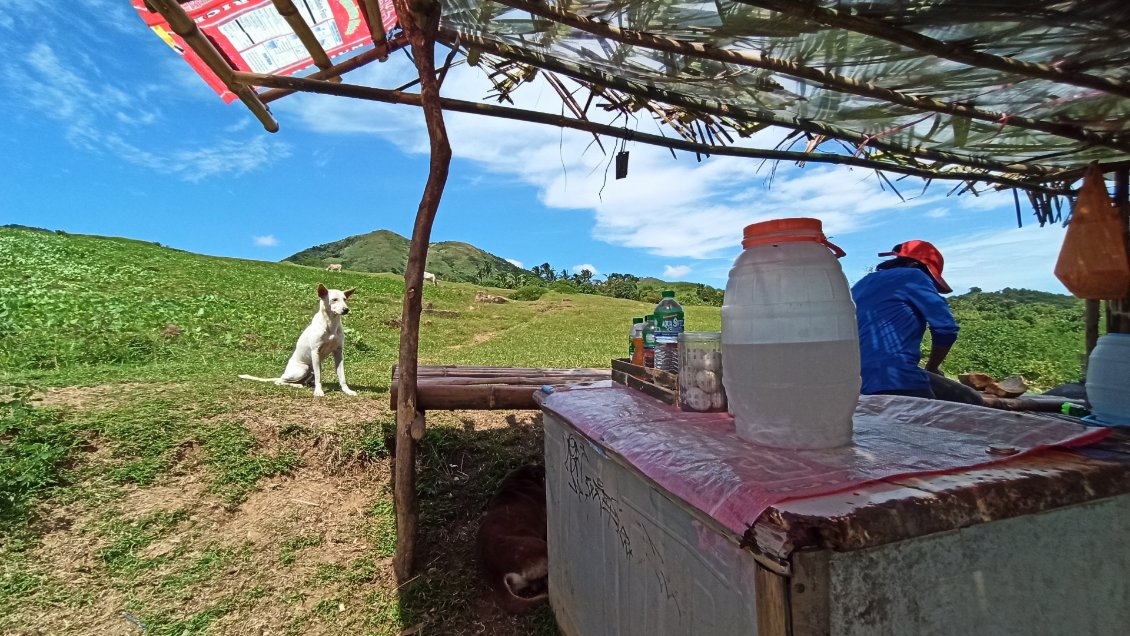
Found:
[478,262,724,306]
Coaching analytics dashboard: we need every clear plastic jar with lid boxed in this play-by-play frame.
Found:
[678,332,726,412]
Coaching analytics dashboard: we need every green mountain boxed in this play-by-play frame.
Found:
[283,229,525,283]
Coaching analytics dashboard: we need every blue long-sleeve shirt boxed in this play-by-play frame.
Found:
[851,268,959,394]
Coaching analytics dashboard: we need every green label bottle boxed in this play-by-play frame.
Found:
[653,290,685,372]
[642,314,657,368]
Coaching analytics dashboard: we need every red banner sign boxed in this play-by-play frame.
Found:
[131,0,397,103]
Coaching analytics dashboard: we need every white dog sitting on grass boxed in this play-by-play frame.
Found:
[239,284,358,397]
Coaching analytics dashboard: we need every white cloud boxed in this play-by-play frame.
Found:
[938,225,1068,294]
[505,258,524,269]
[95,134,289,182]
[224,118,252,134]
[253,235,279,247]
[276,58,1042,275]
[572,263,600,277]
[1,41,287,181]
[663,265,692,279]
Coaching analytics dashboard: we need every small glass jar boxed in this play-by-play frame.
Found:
[678,332,726,412]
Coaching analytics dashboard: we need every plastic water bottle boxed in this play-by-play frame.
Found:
[642,315,657,368]
[722,218,860,449]
[653,291,684,373]
[629,317,645,364]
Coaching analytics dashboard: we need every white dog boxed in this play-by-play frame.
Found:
[423,271,438,286]
[239,284,358,397]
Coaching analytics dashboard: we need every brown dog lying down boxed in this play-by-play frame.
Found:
[477,465,549,613]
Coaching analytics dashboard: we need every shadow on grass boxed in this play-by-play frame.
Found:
[383,411,559,636]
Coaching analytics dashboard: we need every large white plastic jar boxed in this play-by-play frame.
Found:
[1087,333,1130,424]
[721,218,861,449]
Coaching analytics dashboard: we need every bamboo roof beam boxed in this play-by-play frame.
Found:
[1050,158,1130,182]
[736,0,1130,100]
[145,0,278,132]
[259,33,408,103]
[440,28,1056,178]
[359,0,390,60]
[269,0,341,83]
[489,0,1130,153]
[232,70,1072,196]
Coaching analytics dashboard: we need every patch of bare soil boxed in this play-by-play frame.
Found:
[30,382,182,410]
[7,394,554,636]
[207,469,393,635]
[470,332,496,345]
[17,462,391,636]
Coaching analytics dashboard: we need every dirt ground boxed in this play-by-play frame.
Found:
[5,384,556,636]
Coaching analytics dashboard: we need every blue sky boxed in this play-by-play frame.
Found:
[0,0,1075,293]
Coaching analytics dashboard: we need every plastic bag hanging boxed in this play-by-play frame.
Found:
[1054,164,1130,300]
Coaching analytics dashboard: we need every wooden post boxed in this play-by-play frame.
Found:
[1111,168,1130,334]
[754,563,791,636]
[392,0,451,581]
[1085,299,1100,372]
[790,551,832,636]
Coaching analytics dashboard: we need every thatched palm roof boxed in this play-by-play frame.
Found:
[139,0,1129,204]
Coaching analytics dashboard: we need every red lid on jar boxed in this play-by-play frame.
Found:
[741,217,845,257]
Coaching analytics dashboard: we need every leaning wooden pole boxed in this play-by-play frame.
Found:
[392,0,451,581]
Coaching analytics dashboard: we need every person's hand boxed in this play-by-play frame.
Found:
[925,366,944,376]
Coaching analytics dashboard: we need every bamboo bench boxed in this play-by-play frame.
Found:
[389,365,611,411]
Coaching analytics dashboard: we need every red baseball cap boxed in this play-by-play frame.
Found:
[878,240,953,294]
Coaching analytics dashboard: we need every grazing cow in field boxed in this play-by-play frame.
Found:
[423,271,438,286]
[326,263,342,272]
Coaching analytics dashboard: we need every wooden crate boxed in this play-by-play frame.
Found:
[611,358,678,405]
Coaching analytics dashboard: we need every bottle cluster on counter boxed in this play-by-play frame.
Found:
[627,290,725,412]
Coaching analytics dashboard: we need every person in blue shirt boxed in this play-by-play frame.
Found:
[852,240,982,404]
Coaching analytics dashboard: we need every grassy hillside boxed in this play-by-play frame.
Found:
[0,227,716,636]
[942,288,1087,387]
[282,229,525,283]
